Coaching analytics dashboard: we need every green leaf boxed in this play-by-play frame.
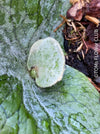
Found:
[0,0,100,134]
[23,65,100,134]
[0,75,37,134]
[27,37,65,88]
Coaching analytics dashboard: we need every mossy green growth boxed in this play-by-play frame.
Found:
[27,37,65,88]
[30,67,38,79]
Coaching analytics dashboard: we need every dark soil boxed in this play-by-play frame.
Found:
[62,0,100,88]
[63,31,100,87]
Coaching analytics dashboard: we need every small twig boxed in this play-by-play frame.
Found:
[78,31,88,53]
[76,42,83,52]
[88,77,100,92]
[54,15,72,32]
[65,35,79,41]
[60,15,72,27]
[54,20,65,32]
[60,15,71,23]
[71,21,77,32]
[65,55,69,60]
[77,54,81,61]
[81,50,85,59]
[76,22,86,38]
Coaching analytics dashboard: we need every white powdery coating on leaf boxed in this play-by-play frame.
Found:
[27,37,65,88]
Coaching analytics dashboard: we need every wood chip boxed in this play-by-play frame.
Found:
[85,15,100,26]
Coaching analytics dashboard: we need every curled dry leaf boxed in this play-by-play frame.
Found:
[68,0,100,21]
[86,41,100,54]
[67,2,83,21]
[84,0,100,18]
